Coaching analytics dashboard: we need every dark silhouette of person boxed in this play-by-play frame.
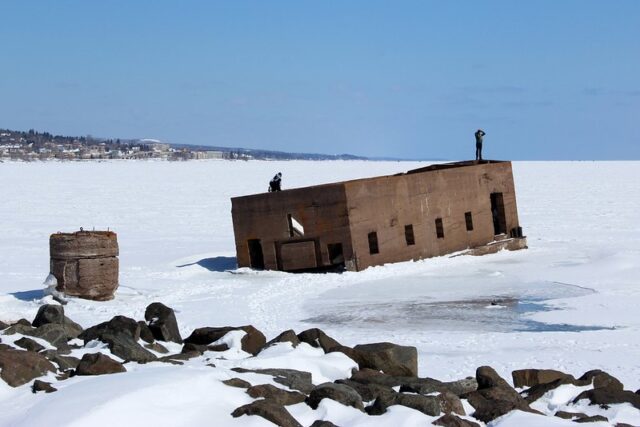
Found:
[268,172,282,192]
[475,129,486,161]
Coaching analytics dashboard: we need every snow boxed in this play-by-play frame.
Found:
[1,160,640,426]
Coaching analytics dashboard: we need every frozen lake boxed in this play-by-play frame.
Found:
[1,160,640,389]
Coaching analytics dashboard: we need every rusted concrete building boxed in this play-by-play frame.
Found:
[231,160,526,272]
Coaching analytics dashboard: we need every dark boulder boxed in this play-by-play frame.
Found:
[0,348,56,387]
[138,321,155,343]
[307,383,364,411]
[29,324,71,353]
[79,316,156,363]
[578,369,624,391]
[399,377,446,395]
[231,400,302,427]
[144,302,182,344]
[32,304,83,338]
[232,367,314,394]
[297,328,341,352]
[367,391,464,417]
[476,366,512,390]
[45,352,80,371]
[465,366,540,423]
[512,369,574,388]
[309,421,339,427]
[263,329,301,350]
[75,352,126,376]
[247,384,307,406]
[223,378,252,388]
[441,377,479,396]
[14,337,45,353]
[353,342,418,377]
[335,379,395,402]
[575,415,609,423]
[434,414,481,427]
[522,377,579,403]
[32,380,57,393]
[184,325,265,356]
[80,315,140,343]
[144,342,169,354]
[181,343,207,354]
[555,411,589,420]
[573,388,640,410]
[0,320,7,330]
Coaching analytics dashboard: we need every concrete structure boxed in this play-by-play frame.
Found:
[50,230,119,300]
[231,160,526,272]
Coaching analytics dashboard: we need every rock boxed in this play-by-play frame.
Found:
[3,322,35,336]
[367,391,464,417]
[522,377,579,403]
[438,391,466,415]
[232,368,314,394]
[104,333,157,363]
[46,353,80,371]
[399,377,446,395]
[14,337,45,353]
[573,388,640,410]
[555,411,588,420]
[394,394,443,416]
[575,415,609,423]
[247,384,307,405]
[335,379,395,402]
[75,353,126,375]
[80,315,140,343]
[28,324,71,353]
[512,369,573,388]
[578,369,624,391]
[144,342,169,353]
[144,302,182,344]
[465,366,540,423]
[231,400,301,427]
[0,348,56,387]
[307,383,364,411]
[353,342,418,377]
[441,377,479,396]
[32,305,64,326]
[138,321,155,343]
[181,343,207,354]
[32,304,83,338]
[263,329,300,350]
[433,414,480,427]
[79,316,156,363]
[476,366,512,390]
[32,380,57,393]
[223,378,252,388]
[297,328,341,352]
[184,325,266,356]
[0,320,8,330]
[309,421,339,427]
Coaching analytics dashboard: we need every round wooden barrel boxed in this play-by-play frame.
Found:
[50,231,118,260]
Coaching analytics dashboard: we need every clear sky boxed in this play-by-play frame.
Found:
[1,1,638,160]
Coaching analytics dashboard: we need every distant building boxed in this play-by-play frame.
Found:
[193,150,224,160]
[231,160,526,272]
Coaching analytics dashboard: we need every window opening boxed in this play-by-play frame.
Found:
[465,212,474,231]
[435,218,445,239]
[368,232,379,254]
[404,224,415,246]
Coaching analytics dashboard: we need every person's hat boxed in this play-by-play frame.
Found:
[277,172,282,176]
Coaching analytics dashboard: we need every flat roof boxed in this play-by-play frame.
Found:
[232,160,509,201]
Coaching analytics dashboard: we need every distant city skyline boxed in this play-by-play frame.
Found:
[1,1,638,160]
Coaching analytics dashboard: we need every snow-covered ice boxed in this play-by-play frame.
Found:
[1,160,639,426]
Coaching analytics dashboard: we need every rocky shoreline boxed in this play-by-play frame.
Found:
[1,303,639,426]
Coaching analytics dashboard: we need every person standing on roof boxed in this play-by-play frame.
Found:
[268,172,282,192]
[475,129,486,161]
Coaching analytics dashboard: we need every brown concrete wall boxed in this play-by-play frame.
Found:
[344,162,520,270]
[231,183,352,271]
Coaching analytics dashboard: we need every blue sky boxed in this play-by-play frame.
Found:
[1,1,638,160]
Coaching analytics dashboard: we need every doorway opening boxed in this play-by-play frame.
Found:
[247,239,265,270]
[327,243,344,266]
[490,193,507,235]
